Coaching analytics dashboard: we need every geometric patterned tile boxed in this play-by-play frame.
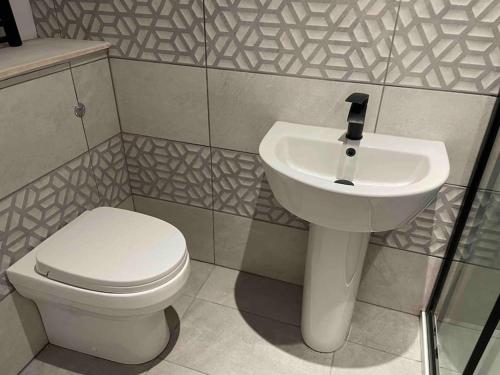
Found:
[212,148,308,230]
[29,0,61,37]
[458,190,500,269]
[371,185,466,257]
[53,0,206,65]
[123,133,213,209]
[205,0,399,83]
[386,0,500,95]
[90,134,131,207]
[0,153,100,301]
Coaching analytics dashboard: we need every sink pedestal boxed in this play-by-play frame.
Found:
[301,224,370,352]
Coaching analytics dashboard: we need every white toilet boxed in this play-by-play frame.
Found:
[7,207,190,364]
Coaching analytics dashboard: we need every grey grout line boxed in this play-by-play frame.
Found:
[68,62,105,203]
[17,343,50,374]
[163,359,210,375]
[107,55,498,98]
[109,55,205,70]
[373,0,402,134]
[201,0,217,265]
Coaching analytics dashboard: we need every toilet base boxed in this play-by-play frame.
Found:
[37,301,170,364]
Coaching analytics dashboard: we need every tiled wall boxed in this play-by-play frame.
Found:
[28,0,500,318]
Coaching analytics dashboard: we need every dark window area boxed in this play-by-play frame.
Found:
[0,1,22,47]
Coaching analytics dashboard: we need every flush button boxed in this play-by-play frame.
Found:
[74,102,86,118]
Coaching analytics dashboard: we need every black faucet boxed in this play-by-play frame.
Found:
[345,93,369,141]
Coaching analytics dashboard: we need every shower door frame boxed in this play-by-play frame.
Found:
[423,96,500,375]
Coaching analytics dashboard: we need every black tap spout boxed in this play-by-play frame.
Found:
[345,93,369,141]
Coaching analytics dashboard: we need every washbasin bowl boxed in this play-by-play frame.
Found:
[259,121,450,232]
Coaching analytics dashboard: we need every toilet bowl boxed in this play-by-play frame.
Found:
[7,207,191,364]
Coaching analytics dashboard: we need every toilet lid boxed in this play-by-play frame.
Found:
[35,207,187,293]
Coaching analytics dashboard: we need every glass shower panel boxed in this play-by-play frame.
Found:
[434,129,499,374]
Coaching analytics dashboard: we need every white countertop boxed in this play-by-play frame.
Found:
[0,38,111,81]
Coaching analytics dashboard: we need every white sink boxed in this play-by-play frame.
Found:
[259,121,449,232]
[259,121,449,352]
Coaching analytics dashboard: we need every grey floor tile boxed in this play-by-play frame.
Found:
[330,342,422,375]
[21,344,153,375]
[348,302,421,361]
[183,261,214,297]
[197,266,302,326]
[166,295,195,330]
[147,360,205,375]
[167,299,332,375]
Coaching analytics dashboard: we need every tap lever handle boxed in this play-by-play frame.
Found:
[346,93,369,105]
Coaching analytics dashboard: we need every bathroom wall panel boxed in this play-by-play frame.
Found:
[89,134,131,208]
[54,0,206,66]
[71,57,121,148]
[0,292,47,375]
[133,196,215,263]
[0,69,88,199]
[204,0,399,84]
[212,148,307,230]
[372,185,465,258]
[29,0,60,38]
[438,260,500,327]
[385,0,500,95]
[376,86,496,186]
[0,152,101,301]
[207,68,383,154]
[122,133,213,209]
[214,211,308,285]
[111,59,210,146]
[358,244,442,315]
[456,189,500,270]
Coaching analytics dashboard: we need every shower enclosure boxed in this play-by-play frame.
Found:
[423,98,500,374]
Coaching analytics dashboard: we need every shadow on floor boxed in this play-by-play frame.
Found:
[230,187,421,368]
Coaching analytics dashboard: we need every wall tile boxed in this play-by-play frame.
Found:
[358,244,442,315]
[123,133,213,209]
[386,0,500,95]
[208,68,383,153]
[371,184,465,257]
[214,211,308,285]
[111,59,209,145]
[71,58,121,148]
[133,196,215,263]
[376,86,495,186]
[29,0,60,37]
[440,260,500,327]
[205,0,399,83]
[116,196,134,211]
[481,133,499,192]
[0,69,88,199]
[90,134,131,208]
[54,0,206,65]
[0,153,100,301]
[458,190,500,269]
[212,148,307,230]
[0,292,47,375]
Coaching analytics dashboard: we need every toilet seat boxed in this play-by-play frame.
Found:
[35,207,187,293]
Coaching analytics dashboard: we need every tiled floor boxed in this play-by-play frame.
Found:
[21,261,423,375]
